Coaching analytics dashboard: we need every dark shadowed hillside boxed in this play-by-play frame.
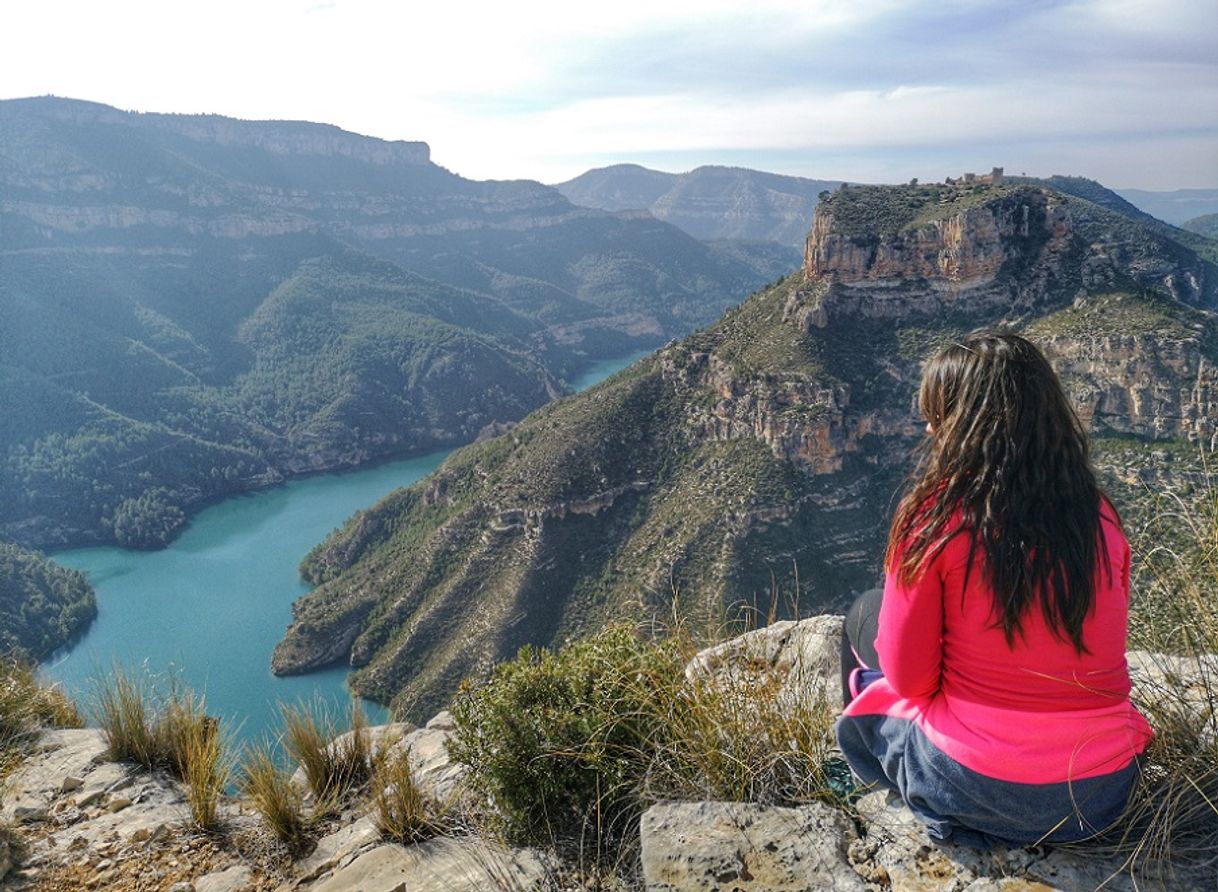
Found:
[0,545,96,658]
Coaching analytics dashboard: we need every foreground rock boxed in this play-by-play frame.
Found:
[4,625,1212,891]
[684,614,844,708]
[641,800,865,891]
[853,788,1218,891]
[0,714,507,892]
[301,837,550,892]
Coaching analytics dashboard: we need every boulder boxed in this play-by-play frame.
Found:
[295,816,381,882]
[849,790,1204,892]
[304,838,550,892]
[0,728,110,821]
[196,865,253,892]
[639,800,865,891]
[684,614,843,710]
[382,722,468,805]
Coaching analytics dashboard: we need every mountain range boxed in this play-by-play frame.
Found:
[272,178,1218,720]
[0,98,794,549]
[554,163,840,248]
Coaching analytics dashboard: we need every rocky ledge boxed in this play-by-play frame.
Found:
[3,618,1209,891]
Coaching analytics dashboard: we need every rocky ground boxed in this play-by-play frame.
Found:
[1,618,1210,891]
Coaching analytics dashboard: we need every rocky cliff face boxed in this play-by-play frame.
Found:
[804,190,1044,287]
[273,181,1218,719]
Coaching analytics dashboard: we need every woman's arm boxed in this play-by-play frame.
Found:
[874,553,945,700]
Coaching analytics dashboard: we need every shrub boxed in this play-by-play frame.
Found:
[448,623,682,844]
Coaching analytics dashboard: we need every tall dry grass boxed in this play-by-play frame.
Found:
[92,667,229,829]
[370,744,446,843]
[94,667,160,768]
[239,742,307,850]
[279,696,373,812]
[0,658,81,782]
[1088,459,1218,877]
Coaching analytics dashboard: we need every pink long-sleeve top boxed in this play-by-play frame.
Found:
[842,506,1153,784]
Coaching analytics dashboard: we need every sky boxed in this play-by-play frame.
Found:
[3,0,1216,189]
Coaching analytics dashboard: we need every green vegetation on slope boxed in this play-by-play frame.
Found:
[0,245,557,549]
[1,98,788,550]
[819,182,1028,240]
[0,544,96,659]
[275,180,1218,722]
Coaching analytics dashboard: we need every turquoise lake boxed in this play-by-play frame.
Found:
[46,350,653,747]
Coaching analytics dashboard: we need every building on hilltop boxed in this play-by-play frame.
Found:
[945,167,1004,186]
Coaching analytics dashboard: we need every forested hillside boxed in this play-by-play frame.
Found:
[0,98,791,549]
[0,545,96,658]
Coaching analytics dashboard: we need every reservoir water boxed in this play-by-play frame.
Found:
[47,350,653,746]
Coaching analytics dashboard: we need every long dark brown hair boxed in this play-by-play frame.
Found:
[885,329,1116,652]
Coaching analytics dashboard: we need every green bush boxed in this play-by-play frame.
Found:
[448,624,682,844]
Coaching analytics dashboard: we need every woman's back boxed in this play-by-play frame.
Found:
[836,329,1153,846]
[935,507,1132,713]
[863,505,1151,787]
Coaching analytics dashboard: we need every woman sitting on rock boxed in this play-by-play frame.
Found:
[835,330,1152,849]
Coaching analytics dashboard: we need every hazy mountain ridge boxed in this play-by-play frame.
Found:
[1183,213,1218,240]
[273,179,1218,719]
[1117,186,1218,226]
[0,98,787,549]
[554,163,840,248]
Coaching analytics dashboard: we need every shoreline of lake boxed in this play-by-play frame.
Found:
[43,349,654,744]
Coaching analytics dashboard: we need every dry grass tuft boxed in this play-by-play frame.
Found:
[280,696,373,812]
[1084,458,1218,877]
[239,742,307,850]
[92,667,230,828]
[371,744,446,843]
[94,667,160,768]
[0,657,81,778]
[180,713,229,830]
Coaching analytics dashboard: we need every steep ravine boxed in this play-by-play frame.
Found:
[273,181,1218,719]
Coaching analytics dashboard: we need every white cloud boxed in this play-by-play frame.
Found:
[2,0,1215,188]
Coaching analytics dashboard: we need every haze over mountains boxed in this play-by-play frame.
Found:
[0,97,793,551]
[554,164,840,248]
[1114,188,1218,226]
